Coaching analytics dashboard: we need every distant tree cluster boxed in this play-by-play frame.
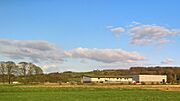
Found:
[0,61,43,84]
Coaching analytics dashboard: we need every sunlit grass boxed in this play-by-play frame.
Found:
[0,85,180,101]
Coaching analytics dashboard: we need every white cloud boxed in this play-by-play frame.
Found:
[108,27,125,37]
[65,47,145,63]
[0,39,65,63]
[128,21,141,27]
[128,24,180,46]
[161,58,174,64]
[110,27,125,33]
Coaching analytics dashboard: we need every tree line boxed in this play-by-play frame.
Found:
[0,61,43,84]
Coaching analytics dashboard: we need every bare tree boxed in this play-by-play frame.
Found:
[18,62,43,75]
[0,61,6,83]
[5,61,16,84]
[18,62,43,84]
[18,62,30,76]
[28,63,43,75]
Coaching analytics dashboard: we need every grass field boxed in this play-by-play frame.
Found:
[0,85,180,101]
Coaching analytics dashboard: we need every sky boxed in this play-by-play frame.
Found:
[0,0,180,73]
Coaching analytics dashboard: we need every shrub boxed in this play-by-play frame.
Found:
[58,81,62,85]
[128,82,132,85]
[141,82,146,85]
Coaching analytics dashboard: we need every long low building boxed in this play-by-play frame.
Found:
[83,75,133,83]
[83,75,167,84]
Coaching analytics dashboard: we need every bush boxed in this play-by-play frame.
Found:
[141,82,146,85]
[58,81,62,85]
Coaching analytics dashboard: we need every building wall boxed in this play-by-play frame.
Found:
[91,77,133,82]
[133,75,167,83]
[133,75,139,82]
[83,76,133,83]
[83,76,91,83]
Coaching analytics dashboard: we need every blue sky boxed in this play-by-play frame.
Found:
[0,0,180,72]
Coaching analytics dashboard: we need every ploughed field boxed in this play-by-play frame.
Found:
[0,85,180,101]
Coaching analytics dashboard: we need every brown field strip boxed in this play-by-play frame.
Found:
[15,84,180,91]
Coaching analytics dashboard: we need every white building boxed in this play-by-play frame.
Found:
[83,75,167,84]
[83,75,133,83]
[133,75,167,83]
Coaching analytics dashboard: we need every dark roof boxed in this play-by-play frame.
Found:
[83,75,133,78]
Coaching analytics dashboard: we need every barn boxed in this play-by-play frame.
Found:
[83,75,167,84]
[133,75,167,84]
[82,75,133,83]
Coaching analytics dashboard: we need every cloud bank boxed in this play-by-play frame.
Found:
[65,48,145,63]
[0,39,145,64]
[0,39,65,63]
[109,22,180,46]
[129,24,180,46]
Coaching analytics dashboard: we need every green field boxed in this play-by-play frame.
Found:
[0,85,180,101]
